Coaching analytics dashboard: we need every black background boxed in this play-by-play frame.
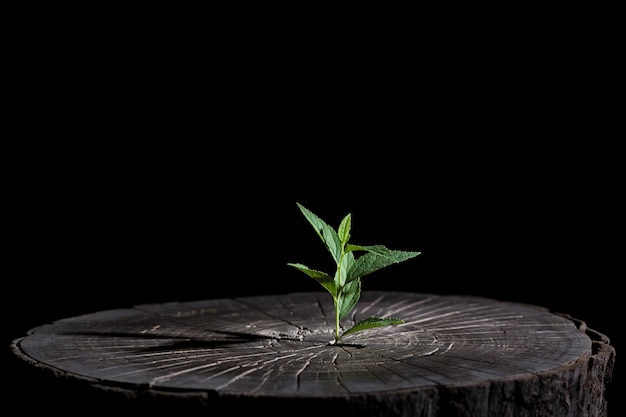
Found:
[6,15,622,415]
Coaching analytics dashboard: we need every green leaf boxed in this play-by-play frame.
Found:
[358,245,421,261]
[337,213,351,246]
[340,317,404,339]
[344,243,369,253]
[296,203,343,264]
[347,249,421,283]
[336,250,354,287]
[338,279,361,320]
[286,263,337,296]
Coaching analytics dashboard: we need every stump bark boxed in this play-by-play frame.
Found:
[11,291,615,416]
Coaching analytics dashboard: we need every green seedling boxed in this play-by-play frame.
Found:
[287,202,421,344]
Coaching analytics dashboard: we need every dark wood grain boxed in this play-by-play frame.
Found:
[11,291,615,416]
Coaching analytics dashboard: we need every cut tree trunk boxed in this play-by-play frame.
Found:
[11,291,615,417]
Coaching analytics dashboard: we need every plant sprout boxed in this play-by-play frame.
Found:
[287,202,421,344]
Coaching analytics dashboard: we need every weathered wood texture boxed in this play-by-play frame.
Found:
[11,291,615,416]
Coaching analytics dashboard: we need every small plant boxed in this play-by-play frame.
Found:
[287,202,421,344]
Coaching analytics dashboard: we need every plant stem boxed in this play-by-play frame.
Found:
[333,248,346,343]
[334,297,341,343]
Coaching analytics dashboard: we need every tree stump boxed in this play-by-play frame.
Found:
[11,291,615,417]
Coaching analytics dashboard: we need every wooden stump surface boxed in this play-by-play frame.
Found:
[11,291,615,416]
